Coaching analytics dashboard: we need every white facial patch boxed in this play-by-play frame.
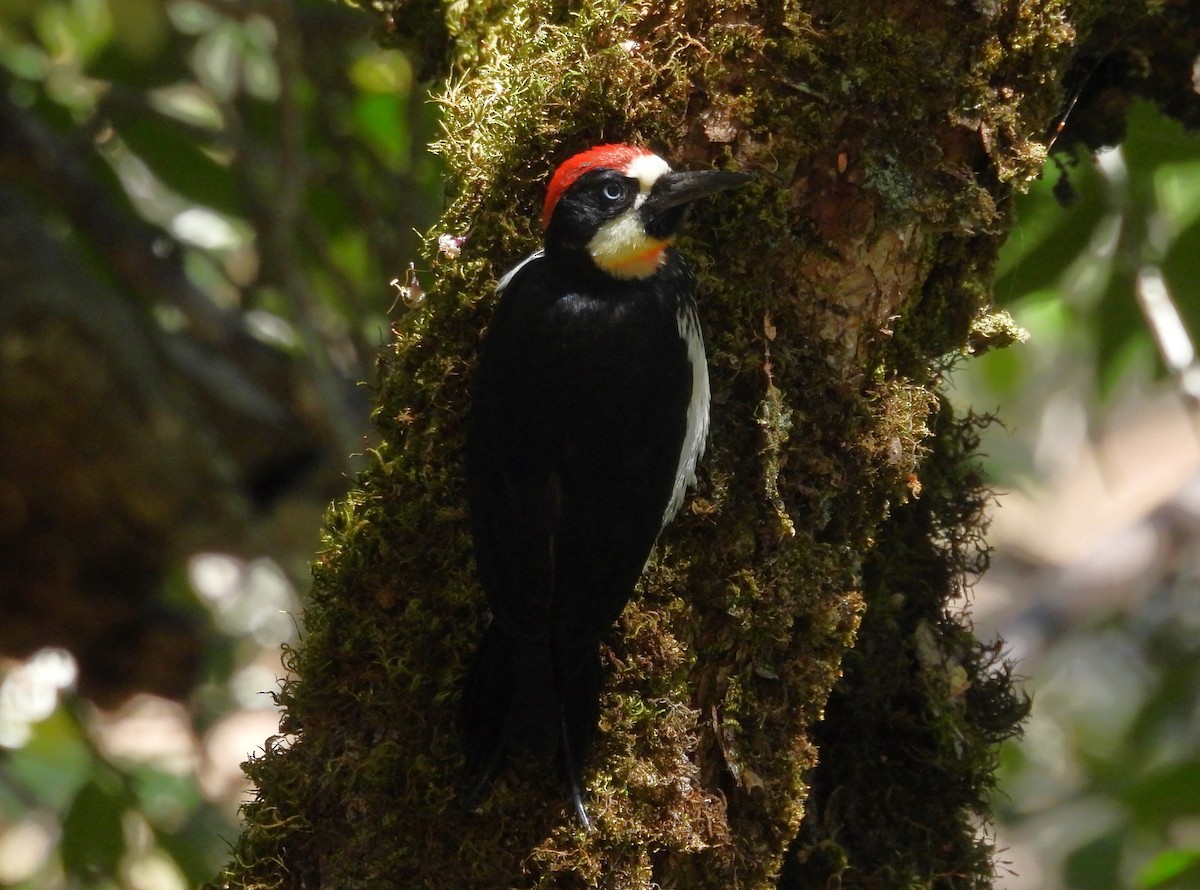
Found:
[587,211,667,279]
[587,153,673,279]
[625,153,671,193]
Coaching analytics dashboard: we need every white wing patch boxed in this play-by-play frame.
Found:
[663,303,709,526]
[496,249,544,293]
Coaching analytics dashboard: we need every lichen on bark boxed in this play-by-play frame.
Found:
[212,0,1200,887]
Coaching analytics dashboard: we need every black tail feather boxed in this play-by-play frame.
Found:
[460,624,513,805]
[555,638,601,829]
[461,624,602,826]
[559,711,594,831]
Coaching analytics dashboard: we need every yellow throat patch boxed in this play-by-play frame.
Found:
[587,211,673,279]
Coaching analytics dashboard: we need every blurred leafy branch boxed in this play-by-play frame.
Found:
[958,100,1200,484]
[0,0,441,886]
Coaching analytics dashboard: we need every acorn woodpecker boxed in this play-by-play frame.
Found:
[462,144,750,825]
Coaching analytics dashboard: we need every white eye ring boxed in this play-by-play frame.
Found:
[601,181,627,203]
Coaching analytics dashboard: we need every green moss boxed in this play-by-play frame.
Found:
[969,309,1031,356]
[782,407,1029,890]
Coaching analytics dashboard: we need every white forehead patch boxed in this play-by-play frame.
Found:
[625,153,671,196]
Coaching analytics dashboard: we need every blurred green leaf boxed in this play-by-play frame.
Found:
[61,777,128,879]
[993,155,1106,304]
[973,339,1025,399]
[352,92,410,170]
[147,83,224,129]
[114,113,242,215]
[1018,288,1072,341]
[1123,100,1200,172]
[0,33,50,80]
[1116,761,1200,829]
[130,765,202,828]
[1123,658,1200,759]
[1094,103,1200,388]
[1162,218,1200,336]
[34,0,112,64]
[193,21,241,101]
[350,48,412,95]
[1154,163,1200,239]
[166,0,222,37]
[5,708,92,812]
[242,45,279,101]
[152,805,240,885]
[988,100,1200,408]
[1064,829,1125,890]
[328,230,370,285]
[1094,293,1153,400]
[1138,849,1200,888]
[239,15,279,101]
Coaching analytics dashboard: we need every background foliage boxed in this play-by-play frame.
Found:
[952,102,1200,889]
[0,0,440,886]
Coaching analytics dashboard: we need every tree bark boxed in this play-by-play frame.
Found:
[217,0,1199,887]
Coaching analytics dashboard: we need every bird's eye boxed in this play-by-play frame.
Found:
[600,181,628,203]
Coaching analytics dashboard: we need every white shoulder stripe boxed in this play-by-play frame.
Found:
[496,249,545,293]
[663,304,709,526]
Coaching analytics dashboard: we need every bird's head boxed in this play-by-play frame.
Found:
[541,144,751,280]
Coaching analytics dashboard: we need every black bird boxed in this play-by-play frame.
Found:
[463,144,750,825]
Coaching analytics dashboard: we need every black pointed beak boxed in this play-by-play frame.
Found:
[641,169,753,215]
[639,169,752,238]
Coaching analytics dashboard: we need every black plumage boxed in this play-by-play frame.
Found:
[462,146,748,824]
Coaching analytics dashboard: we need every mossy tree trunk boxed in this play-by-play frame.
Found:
[217,1,1197,887]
